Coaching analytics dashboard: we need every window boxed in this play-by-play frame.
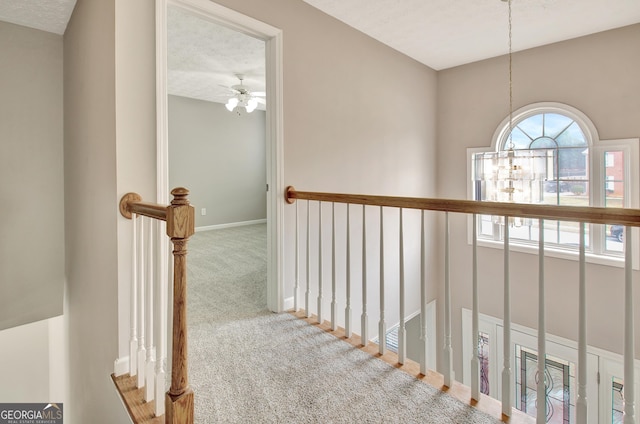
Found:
[515,345,574,423]
[479,332,490,396]
[612,377,624,424]
[469,102,639,261]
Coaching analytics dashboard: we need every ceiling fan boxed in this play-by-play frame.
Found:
[223,74,265,114]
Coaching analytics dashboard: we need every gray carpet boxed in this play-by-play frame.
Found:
[187,223,502,423]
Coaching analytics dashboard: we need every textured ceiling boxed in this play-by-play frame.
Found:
[2,0,639,104]
[303,0,640,70]
[167,5,266,107]
[0,0,76,35]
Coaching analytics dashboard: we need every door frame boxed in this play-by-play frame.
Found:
[156,0,284,312]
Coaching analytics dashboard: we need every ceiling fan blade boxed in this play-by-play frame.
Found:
[219,84,239,93]
[255,97,266,104]
[252,91,266,97]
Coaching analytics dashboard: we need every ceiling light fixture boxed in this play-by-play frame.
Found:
[473,0,546,213]
[225,75,261,114]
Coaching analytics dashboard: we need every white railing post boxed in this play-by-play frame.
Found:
[537,220,547,424]
[305,201,311,318]
[420,210,429,375]
[624,226,636,424]
[502,219,512,416]
[361,205,369,347]
[345,204,352,338]
[443,212,453,387]
[331,203,338,331]
[398,208,407,365]
[145,218,156,402]
[471,215,480,400]
[130,213,139,376]
[155,220,167,417]
[378,206,386,355]
[294,201,299,312]
[137,217,147,388]
[317,202,323,324]
[576,222,587,423]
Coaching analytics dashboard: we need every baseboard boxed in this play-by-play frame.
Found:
[283,296,294,312]
[113,356,130,377]
[195,219,267,232]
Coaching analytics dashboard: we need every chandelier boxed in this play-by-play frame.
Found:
[473,0,546,208]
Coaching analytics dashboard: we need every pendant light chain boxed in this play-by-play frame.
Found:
[507,0,514,150]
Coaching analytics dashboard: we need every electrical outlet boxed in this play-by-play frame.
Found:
[201,208,206,216]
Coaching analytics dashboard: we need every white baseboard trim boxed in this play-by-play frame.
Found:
[283,296,294,312]
[113,356,130,377]
[195,218,267,232]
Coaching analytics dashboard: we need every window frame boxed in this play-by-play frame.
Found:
[467,102,639,269]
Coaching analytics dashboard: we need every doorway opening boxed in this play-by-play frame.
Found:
[156,0,284,312]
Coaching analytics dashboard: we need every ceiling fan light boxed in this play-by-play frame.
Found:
[246,98,258,113]
[225,97,238,111]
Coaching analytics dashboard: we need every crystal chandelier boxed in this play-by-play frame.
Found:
[473,0,546,208]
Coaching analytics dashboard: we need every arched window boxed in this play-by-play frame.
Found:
[469,102,638,259]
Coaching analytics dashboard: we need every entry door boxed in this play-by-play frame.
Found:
[496,327,599,424]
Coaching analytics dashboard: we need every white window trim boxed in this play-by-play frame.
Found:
[467,102,640,269]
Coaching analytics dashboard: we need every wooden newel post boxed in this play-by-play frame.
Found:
[165,187,195,424]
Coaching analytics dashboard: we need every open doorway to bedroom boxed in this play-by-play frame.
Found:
[167,4,267,315]
[157,0,284,315]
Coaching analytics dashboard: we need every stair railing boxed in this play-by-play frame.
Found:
[285,186,640,424]
[118,187,195,424]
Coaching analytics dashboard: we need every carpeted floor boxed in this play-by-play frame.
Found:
[187,223,503,423]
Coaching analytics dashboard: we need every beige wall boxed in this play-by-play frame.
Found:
[0,21,64,331]
[210,0,438,196]
[11,0,639,418]
[60,1,640,419]
[64,0,130,422]
[168,95,267,228]
[0,317,65,403]
[114,0,157,374]
[62,0,438,420]
[208,0,439,336]
[437,24,640,376]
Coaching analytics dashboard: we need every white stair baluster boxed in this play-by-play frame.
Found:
[471,214,480,400]
[624,226,636,424]
[361,205,369,346]
[537,220,547,424]
[155,220,167,417]
[137,216,147,388]
[331,203,338,331]
[345,204,352,338]
[145,218,156,402]
[305,201,311,318]
[398,208,406,365]
[443,212,453,387]
[420,210,428,376]
[502,219,512,416]
[378,206,386,355]
[130,213,139,376]
[317,202,323,324]
[576,222,587,423]
[294,201,299,312]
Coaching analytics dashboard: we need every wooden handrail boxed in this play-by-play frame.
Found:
[120,192,168,221]
[118,188,195,424]
[285,186,640,227]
